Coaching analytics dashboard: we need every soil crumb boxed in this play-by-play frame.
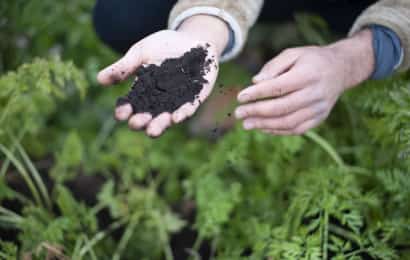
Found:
[117,46,212,117]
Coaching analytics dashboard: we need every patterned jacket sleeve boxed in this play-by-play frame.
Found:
[168,0,264,62]
[350,0,410,71]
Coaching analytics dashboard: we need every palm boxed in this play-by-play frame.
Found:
[98,30,219,137]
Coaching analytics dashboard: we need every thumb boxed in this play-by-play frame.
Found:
[253,48,302,83]
[97,43,145,86]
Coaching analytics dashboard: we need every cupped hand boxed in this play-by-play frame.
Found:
[235,30,375,136]
[97,30,219,137]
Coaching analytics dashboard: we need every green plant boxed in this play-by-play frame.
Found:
[0,1,409,259]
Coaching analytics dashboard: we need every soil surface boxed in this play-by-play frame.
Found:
[117,46,213,117]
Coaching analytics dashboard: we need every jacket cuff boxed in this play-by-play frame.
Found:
[349,5,410,72]
[168,6,244,62]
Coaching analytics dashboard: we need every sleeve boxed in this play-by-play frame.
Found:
[168,0,264,62]
[349,0,410,72]
[370,25,403,79]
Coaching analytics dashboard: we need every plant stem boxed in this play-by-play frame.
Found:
[0,127,26,177]
[0,206,22,219]
[343,248,367,258]
[79,218,127,257]
[0,144,43,207]
[82,236,98,260]
[188,234,203,260]
[112,214,140,260]
[90,201,105,215]
[154,211,174,260]
[328,223,362,245]
[16,142,52,210]
[304,131,346,169]
[164,243,174,260]
[0,215,22,226]
[93,117,116,151]
[72,236,84,260]
[0,95,15,127]
[323,210,329,260]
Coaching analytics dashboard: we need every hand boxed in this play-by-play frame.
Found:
[235,29,375,136]
[97,15,229,137]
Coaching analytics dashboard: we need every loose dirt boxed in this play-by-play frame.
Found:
[117,46,212,117]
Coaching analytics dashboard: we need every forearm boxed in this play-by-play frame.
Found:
[326,29,375,89]
[349,0,410,72]
[178,15,229,57]
[169,0,264,61]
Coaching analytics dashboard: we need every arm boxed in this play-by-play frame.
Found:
[168,0,264,61]
[234,0,410,136]
[97,0,264,137]
[97,16,229,137]
[350,0,410,72]
[235,29,375,135]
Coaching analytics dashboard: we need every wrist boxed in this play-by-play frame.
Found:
[326,29,375,89]
[177,15,229,57]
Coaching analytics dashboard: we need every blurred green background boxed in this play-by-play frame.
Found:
[0,1,410,259]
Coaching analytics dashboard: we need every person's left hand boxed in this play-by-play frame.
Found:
[235,30,375,136]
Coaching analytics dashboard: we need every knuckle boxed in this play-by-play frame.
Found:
[278,104,291,116]
[276,117,292,129]
[271,87,282,97]
[282,48,296,56]
[311,105,323,117]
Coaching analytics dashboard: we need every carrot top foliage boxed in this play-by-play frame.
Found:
[1,0,410,259]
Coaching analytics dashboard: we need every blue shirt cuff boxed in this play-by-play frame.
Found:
[222,25,235,57]
[370,25,403,80]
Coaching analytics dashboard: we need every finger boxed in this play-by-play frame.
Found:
[261,116,325,136]
[115,104,133,121]
[146,112,172,137]
[261,129,295,136]
[128,113,152,130]
[97,43,144,86]
[238,71,306,103]
[172,100,200,124]
[235,87,319,119]
[253,48,303,83]
[242,103,326,130]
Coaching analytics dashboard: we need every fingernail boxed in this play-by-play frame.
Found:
[235,109,245,119]
[238,92,249,103]
[149,127,161,137]
[174,113,183,123]
[253,74,266,82]
[116,111,127,120]
[244,121,254,130]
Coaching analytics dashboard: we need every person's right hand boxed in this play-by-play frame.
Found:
[97,15,229,137]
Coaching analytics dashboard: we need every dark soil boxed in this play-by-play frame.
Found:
[117,46,213,117]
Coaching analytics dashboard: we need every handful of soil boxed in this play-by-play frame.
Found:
[117,46,213,117]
